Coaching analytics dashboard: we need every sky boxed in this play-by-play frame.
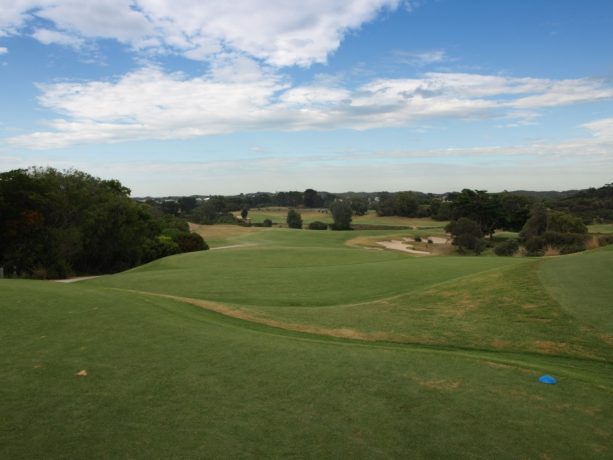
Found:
[0,0,612,196]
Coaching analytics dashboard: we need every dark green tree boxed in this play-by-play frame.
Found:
[286,209,303,229]
[330,200,353,230]
[519,202,548,241]
[303,188,323,208]
[451,189,500,237]
[445,218,486,254]
[350,197,369,216]
[178,196,198,214]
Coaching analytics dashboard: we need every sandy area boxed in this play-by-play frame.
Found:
[376,240,430,255]
[427,236,449,244]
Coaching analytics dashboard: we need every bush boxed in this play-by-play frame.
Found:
[308,221,328,230]
[216,213,238,224]
[495,240,519,256]
[414,236,422,242]
[174,232,209,252]
[598,235,613,246]
[542,231,588,248]
[262,219,273,227]
[524,236,545,256]
[559,244,586,255]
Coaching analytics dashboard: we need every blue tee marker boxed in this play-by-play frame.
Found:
[539,375,557,385]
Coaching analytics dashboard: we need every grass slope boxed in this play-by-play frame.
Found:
[2,228,612,458]
[539,245,613,333]
[1,280,611,458]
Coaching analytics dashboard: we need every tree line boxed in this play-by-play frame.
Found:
[0,168,208,279]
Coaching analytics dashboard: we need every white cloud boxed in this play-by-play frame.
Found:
[6,68,613,149]
[0,46,7,54]
[0,0,402,66]
[32,28,84,48]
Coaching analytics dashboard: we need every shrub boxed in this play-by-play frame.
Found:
[216,213,238,224]
[494,240,519,256]
[174,232,209,252]
[542,231,588,248]
[559,244,586,255]
[524,236,545,256]
[598,235,613,246]
[308,221,328,230]
[414,236,422,242]
[262,219,273,227]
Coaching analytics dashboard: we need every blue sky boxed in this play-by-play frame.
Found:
[0,0,612,196]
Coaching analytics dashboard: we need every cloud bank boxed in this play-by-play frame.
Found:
[0,0,402,66]
[7,63,613,149]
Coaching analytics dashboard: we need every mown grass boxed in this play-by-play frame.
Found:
[2,226,612,458]
[1,279,611,458]
[539,245,613,334]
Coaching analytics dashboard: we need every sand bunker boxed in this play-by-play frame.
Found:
[376,240,430,255]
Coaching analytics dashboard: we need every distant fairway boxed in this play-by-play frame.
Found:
[1,227,612,458]
[239,207,448,229]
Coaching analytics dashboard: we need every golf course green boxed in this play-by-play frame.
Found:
[1,227,612,458]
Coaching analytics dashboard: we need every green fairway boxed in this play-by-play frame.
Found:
[1,227,612,458]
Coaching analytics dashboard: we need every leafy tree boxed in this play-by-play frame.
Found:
[445,218,486,254]
[330,200,353,230]
[241,208,249,220]
[394,192,419,217]
[350,197,369,216]
[303,188,324,208]
[497,193,533,231]
[519,202,548,241]
[286,209,303,229]
[548,211,587,234]
[0,167,208,278]
[450,189,500,237]
[178,196,198,214]
[161,200,180,215]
